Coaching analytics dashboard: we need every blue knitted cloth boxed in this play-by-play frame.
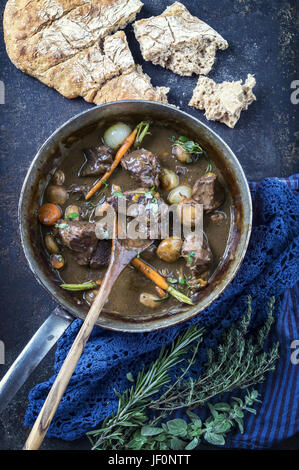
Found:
[25,176,299,448]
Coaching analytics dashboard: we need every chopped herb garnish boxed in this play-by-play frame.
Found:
[102,178,109,189]
[57,255,63,262]
[167,278,178,284]
[134,121,151,148]
[173,136,204,156]
[66,212,79,220]
[55,223,68,229]
[154,294,171,303]
[85,201,97,210]
[179,276,187,286]
[114,192,124,198]
[136,252,141,259]
[205,163,213,173]
[187,251,196,264]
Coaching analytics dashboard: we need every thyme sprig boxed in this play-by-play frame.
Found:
[152,297,279,410]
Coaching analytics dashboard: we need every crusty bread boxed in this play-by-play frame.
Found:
[93,66,169,104]
[189,74,256,128]
[3,0,168,104]
[133,2,228,77]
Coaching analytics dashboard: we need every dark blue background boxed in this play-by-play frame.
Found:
[0,0,298,449]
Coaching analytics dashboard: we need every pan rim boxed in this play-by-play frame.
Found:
[18,100,252,333]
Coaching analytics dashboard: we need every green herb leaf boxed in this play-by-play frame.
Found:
[154,295,170,303]
[126,372,134,383]
[187,251,196,264]
[167,278,178,284]
[185,438,199,450]
[170,437,186,450]
[66,212,79,220]
[166,419,188,437]
[141,426,164,437]
[55,223,68,229]
[204,432,225,446]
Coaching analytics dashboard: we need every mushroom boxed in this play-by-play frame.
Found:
[139,292,160,308]
[44,234,60,254]
[157,237,182,263]
[65,204,80,221]
[52,169,65,186]
[45,185,68,206]
[38,203,62,226]
[50,254,65,269]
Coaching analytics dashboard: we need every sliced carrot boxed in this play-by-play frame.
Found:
[155,286,168,298]
[131,258,194,305]
[131,258,169,290]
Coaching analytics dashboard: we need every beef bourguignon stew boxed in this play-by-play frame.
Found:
[37,120,231,317]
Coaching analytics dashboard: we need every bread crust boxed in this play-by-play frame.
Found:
[189,74,256,128]
[134,1,228,76]
[3,0,168,104]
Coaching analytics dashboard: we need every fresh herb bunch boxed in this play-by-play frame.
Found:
[126,389,261,450]
[87,326,205,450]
[87,297,279,450]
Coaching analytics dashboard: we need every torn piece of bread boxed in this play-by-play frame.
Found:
[4,0,144,75]
[93,66,169,104]
[3,0,168,104]
[133,1,228,77]
[38,31,136,101]
[189,74,256,128]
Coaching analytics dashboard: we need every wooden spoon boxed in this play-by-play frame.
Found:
[24,214,153,450]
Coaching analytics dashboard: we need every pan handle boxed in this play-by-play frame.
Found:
[0,307,73,414]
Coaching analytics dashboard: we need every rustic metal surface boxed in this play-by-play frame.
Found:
[0,0,298,450]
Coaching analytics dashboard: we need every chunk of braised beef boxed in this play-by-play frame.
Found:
[58,221,98,258]
[90,240,112,269]
[120,148,161,188]
[80,145,114,177]
[181,232,212,277]
[107,188,168,239]
[192,173,224,212]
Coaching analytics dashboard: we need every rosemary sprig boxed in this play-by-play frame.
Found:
[86,326,205,450]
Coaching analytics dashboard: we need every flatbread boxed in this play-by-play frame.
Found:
[134,2,228,76]
[3,0,169,103]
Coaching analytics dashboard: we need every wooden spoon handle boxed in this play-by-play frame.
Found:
[23,263,120,450]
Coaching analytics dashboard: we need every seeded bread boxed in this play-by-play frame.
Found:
[3,0,169,104]
[189,74,256,128]
[133,2,228,77]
